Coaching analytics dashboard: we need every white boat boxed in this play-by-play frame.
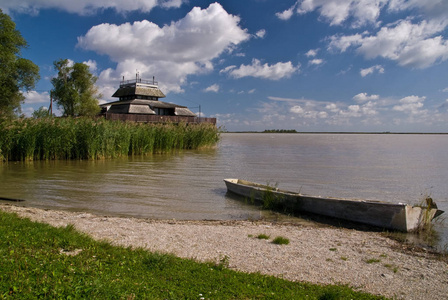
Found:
[224,178,444,232]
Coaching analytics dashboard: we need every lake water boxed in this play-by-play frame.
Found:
[1,133,447,249]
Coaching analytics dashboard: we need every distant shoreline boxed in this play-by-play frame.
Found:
[224,131,448,135]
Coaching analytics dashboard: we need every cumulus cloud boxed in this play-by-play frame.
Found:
[277,0,387,27]
[278,1,448,69]
[353,93,380,102]
[388,0,448,20]
[83,60,98,73]
[279,0,448,27]
[0,0,185,15]
[392,95,426,114]
[24,91,50,104]
[309,58,324,66]
[221,59,300,80]
[329,19,448,68]
[77,3,250,94]
[267,94,383,126]
[255,29,266,39]
[275,4,296,21]
[250,92,447,131]
[360,65,384,76]
[203,84,220,93]
[305,49,319,57]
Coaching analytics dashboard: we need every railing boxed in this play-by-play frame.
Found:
[104,113,216,125]
[120,78,158,87]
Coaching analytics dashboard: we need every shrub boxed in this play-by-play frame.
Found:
[272,236,290,245]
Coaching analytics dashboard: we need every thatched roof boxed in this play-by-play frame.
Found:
[175,107,197,117]
[101,99,197,117]
[112,85,166,98]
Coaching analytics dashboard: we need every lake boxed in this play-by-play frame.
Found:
[1,133,447,248]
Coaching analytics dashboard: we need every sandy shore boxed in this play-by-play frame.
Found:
[1,204,447,299]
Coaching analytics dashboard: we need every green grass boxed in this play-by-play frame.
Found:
[0,117,220,161]
[256,233,270,240]
[365,258,381,264]
[0,210,387,299]
[272,236,290,245]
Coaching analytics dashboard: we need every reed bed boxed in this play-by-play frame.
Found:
[0,117,220,161]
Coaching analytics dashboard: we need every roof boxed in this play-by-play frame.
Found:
[101,99,186,109]
[101,99,197,117]
[112,84,166,98]
[175,107,197,117]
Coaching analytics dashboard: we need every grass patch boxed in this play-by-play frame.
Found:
[384,264,399,273]
[272,236,290,245]
[365,258,381,264]
[256,233,270,240]
[0,210,386,299]
[329,248,337,252]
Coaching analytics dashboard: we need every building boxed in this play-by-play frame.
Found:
[101,76,216,125]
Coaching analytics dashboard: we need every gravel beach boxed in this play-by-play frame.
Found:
[1,204,447,299]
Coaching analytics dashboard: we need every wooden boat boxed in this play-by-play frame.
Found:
[224,178,444,232]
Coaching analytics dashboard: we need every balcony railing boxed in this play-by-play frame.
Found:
[120,78,158,87]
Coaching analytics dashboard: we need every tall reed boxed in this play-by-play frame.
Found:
[0,117,219,161]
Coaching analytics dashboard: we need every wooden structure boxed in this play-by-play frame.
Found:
[224,178,444,232]
[101,76,216,125]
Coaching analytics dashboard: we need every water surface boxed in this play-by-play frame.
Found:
[1,133,447,247]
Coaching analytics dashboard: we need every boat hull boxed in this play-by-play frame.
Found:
[224,179,443,232]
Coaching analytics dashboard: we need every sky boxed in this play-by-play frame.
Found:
[2,0,448,132]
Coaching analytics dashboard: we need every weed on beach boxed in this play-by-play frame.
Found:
[272,236,290,245]
[0,210,386,299]
[256,233,270,240]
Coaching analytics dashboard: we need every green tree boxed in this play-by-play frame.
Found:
[51,59,101,117]
[32,106,51,118]
[0,9,40,118]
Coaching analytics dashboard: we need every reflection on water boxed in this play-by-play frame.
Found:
[1,133,447,247]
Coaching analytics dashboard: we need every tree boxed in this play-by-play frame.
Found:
[0,9,40,118]
[51,59,101,117]
[32,106,51,119]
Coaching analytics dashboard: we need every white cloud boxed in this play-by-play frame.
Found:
[289,0,448,28]
[203,84,220,93]
[275,4,296,21]
[329,19,448,68]
[443,87,448,93]
[360,65,384,76]
[309,58,324,65]
[328,33,364,52]
[392,95,426,114]
[388,0,448,20]
[221,59,300,80]
[278,0,387,27]
[305,49,319,57]
[249,92,448,131]
[160,0,183,9]
[255,29,266,39]
[290,105,304,114]
[83,60,97,73]
[24,91,50,104]
[353,93,380,102]
[77,3,250,94]
[0,0,184,15]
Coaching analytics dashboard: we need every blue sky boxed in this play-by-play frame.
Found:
[3,0,448,132]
